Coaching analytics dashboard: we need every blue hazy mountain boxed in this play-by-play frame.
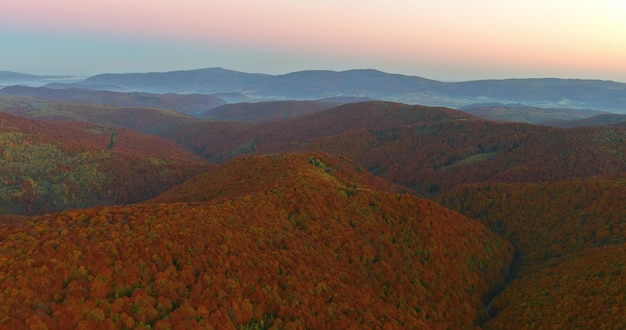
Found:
[4,67,626,113]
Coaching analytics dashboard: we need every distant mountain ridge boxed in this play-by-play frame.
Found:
[75,68,438,99]
[79,67,272,94]
[0,71,43,80]
[69,67,626,112]
[4,67,626,112]
[0,71,83,87]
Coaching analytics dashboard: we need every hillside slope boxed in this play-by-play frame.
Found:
[0,112,206,215]
[160,101,473,162]
[149,153,411,204]
[460,104,608,124]
[542,113,626,127]
[438,174,626,327]
[0,86,226,116]
[0,95,197,134]
[161,101,626,196]
[0,152,513,328]
[204,100,336,123]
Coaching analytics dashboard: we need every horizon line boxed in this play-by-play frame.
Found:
[2,67,625,84]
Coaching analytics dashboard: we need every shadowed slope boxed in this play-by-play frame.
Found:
[204,100,336,123]
[438,174,626,327]
[542,113,626,127]
[460,103,608,124]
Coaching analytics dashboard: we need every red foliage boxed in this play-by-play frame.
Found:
[439,173,626,328]
[206,100,335,123]
[0,112,207,215]
[161,101,626,197]
[0,153,513,328]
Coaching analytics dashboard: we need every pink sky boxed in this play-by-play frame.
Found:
[2,0,626,81]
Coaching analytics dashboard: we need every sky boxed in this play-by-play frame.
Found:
[2,0,626,82]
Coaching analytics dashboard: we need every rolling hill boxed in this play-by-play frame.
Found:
[1,87,625,328]
[0,112,206,215]
[0,86,226,116]
[542,113,626,127]
[460,103,608,124]
[0,95,197,134]
[160,101,626,196]
[0,152,514,328]
[148,152,412,204]
[438,174,626,328]
[159,101,475,162]
[204,100,338,123]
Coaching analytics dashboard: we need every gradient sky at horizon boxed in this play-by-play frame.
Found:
[2,0,626,82]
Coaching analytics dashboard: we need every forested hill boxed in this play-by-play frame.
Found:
[148,153,411,204]
[160,101,626,196]
[0,86,226,116]
[1,96,626,328]
[0,112,206,215]
[438,174,626,327]
[0,95,197,134]
[0,152,514,328]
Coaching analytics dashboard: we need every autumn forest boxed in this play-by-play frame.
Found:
[1,92,625,329]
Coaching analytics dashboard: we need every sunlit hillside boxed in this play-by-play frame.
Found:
[0,95,197,134]
[0,112,206,215]
[0,153,513,328]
